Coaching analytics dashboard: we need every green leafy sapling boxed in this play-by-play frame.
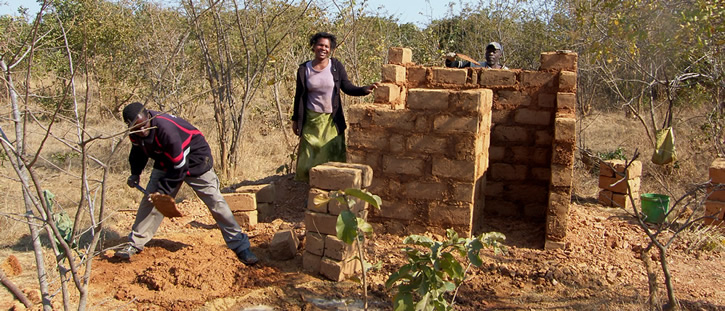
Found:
[386,229,506,311]
[315,188,382,310]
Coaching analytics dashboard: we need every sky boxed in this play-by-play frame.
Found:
[0,0,463,26]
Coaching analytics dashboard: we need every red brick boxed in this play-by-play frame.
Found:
[492,125,527,143]
[305,232,325,256]
[489,146,505,161]
[709,158,725,184]
[514,109,551,126]
[491,110,511,124]
[598,189,613,207]
[224,193,256,212]
[302,251,322,273]
[388,47,412,64]
[382,64,406,83]
[408,89,449,110]
[233,210,257,230]
[545,213,568,241]
[371,108,415,130]
[707,184,725,201]
[544,239,566,250]
[234,183,276,203]
[373,83,401,103]
[599,176,640,194]
[320,257,361,282]
[404,181,448,200]
[347,104,373,127]
[304,211,338,235]
[324,235,356,261]
[429,203,472,226]
[600,159,642,178]
[407,134,447,154]
[310,165,362,191]
[538,93,556,108]
[325,162,374,188]
[453,182,475,203]
[378,200,416,220]
[269,230,299,260]
[704,200,725,225]
[535,130,552,145]
[611,192,636,209]
[434,115,478,134]
[551,164,573,188]
[433,68,467,85]
[540,51,578,71]
[521,71,556,88]
[453,89,492,112]
[554,117,576,142]
[407,66,427,84]
[432,157,476,181]
[347,128,388,150]
[557,92,576,112]
[479,70,516,87]
[498,90,531,107]
[383,155,425,176]
[347,150,380,172]
[559,71,577,92]
[307,188,329,213]
[490,163,527,181]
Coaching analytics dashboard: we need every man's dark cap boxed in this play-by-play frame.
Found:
[122,102,146,126]
[486,42,503,51]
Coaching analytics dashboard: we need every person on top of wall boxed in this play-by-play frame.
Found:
[445,41,509,69]
[116,102,258,265]
[291,32,380,182]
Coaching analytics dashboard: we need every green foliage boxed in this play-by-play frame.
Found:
[50,151,79,165]
[386,229,506,311]
[598,147,627,161]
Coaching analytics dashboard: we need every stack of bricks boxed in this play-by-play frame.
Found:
[705,158,725,225]
[348,47,579,241]
[544,52,578,249]
[223,183,276,229]
[302,162,373,281]
[597,160,642,209]
[348,47,493,236]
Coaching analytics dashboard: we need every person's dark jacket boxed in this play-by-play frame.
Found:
[291,57,369,136]
[445,59,508,69]
[128,110,213,194]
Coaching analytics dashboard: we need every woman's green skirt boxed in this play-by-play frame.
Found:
[295,109,346,181]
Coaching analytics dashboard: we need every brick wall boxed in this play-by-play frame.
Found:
[706,158,725,225]
[347,48,578,245]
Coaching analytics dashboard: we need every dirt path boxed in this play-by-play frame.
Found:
[1,175,724,310]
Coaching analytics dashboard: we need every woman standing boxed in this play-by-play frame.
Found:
[291,32,379,181]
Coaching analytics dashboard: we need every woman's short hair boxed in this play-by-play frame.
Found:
[309,32,337,50]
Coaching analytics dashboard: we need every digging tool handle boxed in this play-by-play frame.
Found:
[134,184,148,195]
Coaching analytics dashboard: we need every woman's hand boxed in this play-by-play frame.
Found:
[292,120,300,136]
[363,82,380,94]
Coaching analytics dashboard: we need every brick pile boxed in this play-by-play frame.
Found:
[348,48,578,243]
[224,183,276,230]
[596,160,642,209]
[302,162,372,281]
[705,158,725,225]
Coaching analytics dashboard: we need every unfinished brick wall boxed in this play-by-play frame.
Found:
[347,48,577,246]
[303,162,371,281]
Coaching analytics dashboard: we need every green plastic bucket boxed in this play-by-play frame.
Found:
[640,193,670,223]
